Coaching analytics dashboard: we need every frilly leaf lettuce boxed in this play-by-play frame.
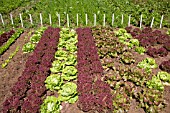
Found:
[124,33,132,39]
[137,58,157,73]
[62,66,77,75]
[45,74,63,91]
[55,50,68,60]
[118,36,128,41]
[68,95,78,103]
[114,28,127,36]
[65,54,77,65]
[30,33,41,43]
[22,42,35,53]
[146,75,164,91]
[40,96,60,113]
[58,82,78,103]
[50,60,64,73]
[157,71,170,83]
[30,27,47,43]
[62,66,77,81]
[129,39,139,46]
[66,44,77,52]
[135,46,146,54]
[60,28,76,41]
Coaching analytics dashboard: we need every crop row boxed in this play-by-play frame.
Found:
[0,30,15,47]
[76,28,113,112]
[126,26,170,73]
[2,27,60,113]
[0,29,23,55]
[40,28,78,112]
[92,27,168,112]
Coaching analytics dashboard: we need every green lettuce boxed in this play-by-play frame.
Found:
[146,76,164,91]
[62,66,77,81]
[65,54,77,65]
[157,71,170,83]
[40,96,60,113]
[124,33,132,39]
[135,46,146,54]
[137,58,157,73]
[22,42,35,53]
[55,49,68,60]
[45,74,63,91]
[129,39,139,46]
[58,82,78,103]
[114,28,127,36]
[66,44,77,52]
[50,60,64,73]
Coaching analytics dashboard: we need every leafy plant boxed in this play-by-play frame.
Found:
[159,60,170,73]
[0,29,15,47]
[0,29,23,55]
[135,46,146,54]
[40,96,61,113]
[45,74,63,91]
[1,46,19,68]
[62,66,77,81]
[146,75,164,91]
[120,52,135,64]
[58,82,78,103]
[157,71,170,83]
[22,42,35,53]
[137,58,158,73]
[50,60,64,73]
[164,40,170,51]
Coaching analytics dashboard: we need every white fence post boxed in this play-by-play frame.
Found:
[0,14,4,26]
[103,14,106,26]
[58,13,60,27]
[85,14,88,26]
[121,14,124,24]
[160,15,164,28]
[49,14,52,25]
[94,14,96,26]
[112,13,114,26]
[150,17,154,28]
[19,13,24,28]
[29,14,33,25]
[128,15,131,26]
[140,14,142,28]
[67,14,69,27]
[10,13,14,27]
[40,13,43,26]
[76,13,78,27]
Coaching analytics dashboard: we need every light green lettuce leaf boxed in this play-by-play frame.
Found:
[45,74,63,91]
[40,96,60,113]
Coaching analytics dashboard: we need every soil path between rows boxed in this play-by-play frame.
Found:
[0,31,31,112]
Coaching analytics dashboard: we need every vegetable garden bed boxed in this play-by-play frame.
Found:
[0,26,170,113]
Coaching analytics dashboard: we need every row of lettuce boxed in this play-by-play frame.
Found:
[3,27,78,113]
[0,28,23,55]
[127,27,170,73]
[92,26,170,112]
[41,28,78,112]
[2,27,60,112]
[115,27,170,74]
[76,28,113,112]
[2,27,114,113]
[2,26,170,113]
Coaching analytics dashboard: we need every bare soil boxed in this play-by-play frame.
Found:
[0,31,31,112]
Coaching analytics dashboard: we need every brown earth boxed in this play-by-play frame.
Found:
[0,31,31,112]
